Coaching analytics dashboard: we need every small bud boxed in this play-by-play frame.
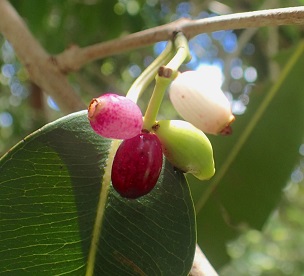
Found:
[169,71,235,135]
[88,93,143,139]
[153,120,215,181]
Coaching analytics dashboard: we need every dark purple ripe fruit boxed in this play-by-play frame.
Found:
[111,132,163,199]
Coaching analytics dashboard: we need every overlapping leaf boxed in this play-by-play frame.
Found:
[189,41,304,268]
[0,111,196,275]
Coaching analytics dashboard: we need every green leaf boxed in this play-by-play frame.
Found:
[0,111,196,275]
[189,41,304,268]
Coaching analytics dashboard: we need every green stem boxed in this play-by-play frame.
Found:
[142,70,173,130]
[167,32,191,70]
[143,33,191,130]
[126,41,174,103]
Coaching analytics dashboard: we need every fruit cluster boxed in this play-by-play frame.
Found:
[88,93,163,199]
[88,70,234,199]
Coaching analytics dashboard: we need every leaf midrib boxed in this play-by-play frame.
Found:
[85,139,121,276]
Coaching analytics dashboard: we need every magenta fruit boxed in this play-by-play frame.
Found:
[111,132,163,199]
[88,93,143,139]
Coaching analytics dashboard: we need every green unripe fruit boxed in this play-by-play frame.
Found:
[152,120,215,180]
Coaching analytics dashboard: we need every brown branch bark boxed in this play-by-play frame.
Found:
[56,6,304,72]
[0,0,85,113]
[0,2,303,113]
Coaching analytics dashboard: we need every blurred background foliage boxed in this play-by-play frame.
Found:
[1,0,304,274]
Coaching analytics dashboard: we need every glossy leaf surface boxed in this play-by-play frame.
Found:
[0,111,196,275]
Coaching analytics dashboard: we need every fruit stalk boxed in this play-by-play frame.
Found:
[126,40,174,103]
[142,67,175,131]
[142,32,191,131]
[166,32,191,69]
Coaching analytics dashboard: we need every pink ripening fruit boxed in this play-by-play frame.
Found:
[88,93,143,139]
[111,132,163,199]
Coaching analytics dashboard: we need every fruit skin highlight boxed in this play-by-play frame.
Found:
[169,71,235,135]
[153,120,215,180]
[88,93,143,139]
[111,132,163,199]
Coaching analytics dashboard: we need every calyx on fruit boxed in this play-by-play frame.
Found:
[153,120,215,180]
[111,132,163,199]
[169,71,235,135]
[88,93,143,139]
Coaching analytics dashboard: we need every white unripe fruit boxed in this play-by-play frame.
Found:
[169,71,235,135]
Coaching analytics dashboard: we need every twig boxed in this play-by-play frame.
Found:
[190,244,219,276]
[1,3,303,113]
[0,0,86,113]
[222,0,279,90]
[56,6,304,72]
